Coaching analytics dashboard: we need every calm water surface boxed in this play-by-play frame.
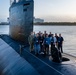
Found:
[0,25,76,56]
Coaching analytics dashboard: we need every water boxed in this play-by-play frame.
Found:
[0,25,9,34]
[0,25,76,57]
[34,25,76,57]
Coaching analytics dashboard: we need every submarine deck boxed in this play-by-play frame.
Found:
[0,35,76,75]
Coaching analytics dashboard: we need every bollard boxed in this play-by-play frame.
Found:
[20,45,25,55]
[20,45,22,55]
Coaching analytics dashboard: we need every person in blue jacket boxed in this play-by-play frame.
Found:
[44,34,50,55]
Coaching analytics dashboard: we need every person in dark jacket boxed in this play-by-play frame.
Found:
[50,34,54,48]
[58,34,64,53]
[48,32,52,37]
[44,31,47,38]
[39,33,44,52]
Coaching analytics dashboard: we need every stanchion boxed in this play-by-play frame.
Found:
[19,45,25,55]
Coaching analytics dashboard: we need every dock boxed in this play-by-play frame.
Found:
[0,35,76,75]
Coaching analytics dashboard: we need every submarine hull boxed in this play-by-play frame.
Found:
[9,1,34,44]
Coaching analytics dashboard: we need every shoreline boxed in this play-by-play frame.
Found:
[1,23,76,26]
[34,24,76,26]
[34,22,76,26]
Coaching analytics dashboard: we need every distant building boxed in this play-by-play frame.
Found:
[34,17,44,23]
[0,22,9,25]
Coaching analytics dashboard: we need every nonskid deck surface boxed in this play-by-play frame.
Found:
[0,38,40,75]
[1,35,76,75]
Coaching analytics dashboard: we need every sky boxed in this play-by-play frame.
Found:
[0,0,76,22]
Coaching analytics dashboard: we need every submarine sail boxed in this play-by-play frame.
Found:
[9,0,34,43]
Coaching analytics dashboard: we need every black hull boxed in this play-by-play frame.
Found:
[1,35,76,75]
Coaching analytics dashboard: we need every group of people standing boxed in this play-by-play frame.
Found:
[28,31,64,56]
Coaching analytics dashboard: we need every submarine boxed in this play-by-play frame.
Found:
[0,0,76,75]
